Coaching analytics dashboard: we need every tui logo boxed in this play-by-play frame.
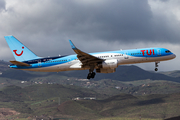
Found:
[141,49,155,56]
[13,46,24,56]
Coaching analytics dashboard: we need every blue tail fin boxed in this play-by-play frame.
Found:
[4,35,40,61]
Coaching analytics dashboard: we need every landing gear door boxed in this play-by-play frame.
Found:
[157,49,161,56]
[124,53,129,59]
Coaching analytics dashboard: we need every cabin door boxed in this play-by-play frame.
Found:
[157,49,161,56]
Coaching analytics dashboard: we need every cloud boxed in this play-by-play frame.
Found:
[2,0,180,43]
[0,0,179,71]
[0,0,5,12]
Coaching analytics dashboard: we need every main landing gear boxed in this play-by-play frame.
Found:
[87,72,96,79]
[87,66,96,79]
[155,61,160,71]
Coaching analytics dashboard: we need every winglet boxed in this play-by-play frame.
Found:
[69,40,77,50]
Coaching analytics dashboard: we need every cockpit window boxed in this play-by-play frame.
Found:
[165,50,171,53]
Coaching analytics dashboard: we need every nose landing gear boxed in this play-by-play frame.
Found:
[155,61,160,71]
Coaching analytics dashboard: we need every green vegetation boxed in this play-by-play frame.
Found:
[98,117,162,120]
[0,84,106,119]
[57,93,180,120]
[161,70,180,78]
[0,61,180,119]
[2,84,180,119]
[0,84,180,119]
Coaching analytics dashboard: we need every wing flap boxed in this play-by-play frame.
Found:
[10,60,31,66]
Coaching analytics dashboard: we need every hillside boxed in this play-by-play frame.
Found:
[47,65,180,82]
[0,61,180,97]
[57,93,180,120]
[1,84,180,119]
[0,60,9,72]
[0,84,105,102]
[0,84,107,119]
[82,79,180,96]
[0,60,179,82]
[161,70,180,78]
[0,61,180,119]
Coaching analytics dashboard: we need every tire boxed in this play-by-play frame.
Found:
[91,72,96,78]
[87,73,92,79]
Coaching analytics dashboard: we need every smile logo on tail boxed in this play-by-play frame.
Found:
[13,46,24,56]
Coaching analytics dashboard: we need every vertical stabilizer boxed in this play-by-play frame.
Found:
[4,35,40,61]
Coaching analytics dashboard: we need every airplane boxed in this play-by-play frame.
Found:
[4,35,176,79]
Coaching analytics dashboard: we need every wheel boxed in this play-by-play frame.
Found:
[91,72,96,78]
[155,68,158,71]
[87,73,92,79]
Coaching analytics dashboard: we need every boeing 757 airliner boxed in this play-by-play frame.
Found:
[4,36,176,79]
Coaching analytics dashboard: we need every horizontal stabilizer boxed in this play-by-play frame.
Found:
[10,61,31,66]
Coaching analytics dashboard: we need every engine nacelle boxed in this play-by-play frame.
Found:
[96,59,118,73]
[101,59,118,69]
[96,68,116,73]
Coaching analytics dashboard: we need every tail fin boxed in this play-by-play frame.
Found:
[4,35,40,61]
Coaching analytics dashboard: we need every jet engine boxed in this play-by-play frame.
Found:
[101,59,118,69]
[96,68,116,73]
[96,59,118,73]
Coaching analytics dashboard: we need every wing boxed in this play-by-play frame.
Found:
[10,60,31,66]
[69,40,104,67]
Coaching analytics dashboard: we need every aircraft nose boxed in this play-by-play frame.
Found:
[172,54,176,59]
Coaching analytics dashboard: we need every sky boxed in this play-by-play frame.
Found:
[0,0,179,71]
